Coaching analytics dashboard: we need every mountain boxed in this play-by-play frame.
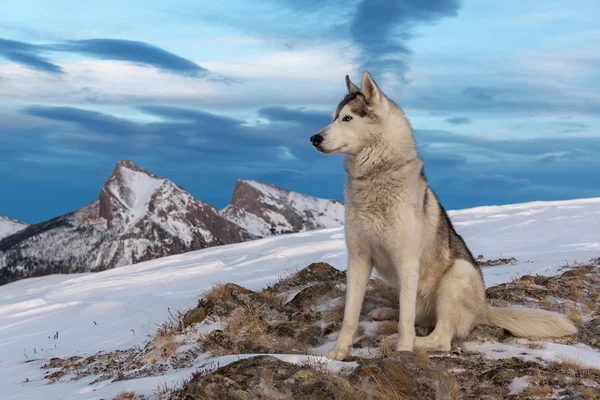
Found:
[0,216,28,240]
[0,160,251,284]
[220,179,344,237]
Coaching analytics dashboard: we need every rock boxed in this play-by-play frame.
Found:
[269,262,346,294]
[172,355,358,400]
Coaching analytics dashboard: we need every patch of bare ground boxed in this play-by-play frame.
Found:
[476,255,518,267]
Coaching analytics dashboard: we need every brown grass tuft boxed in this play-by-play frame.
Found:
[202,283,230,302]
[568,307,583,325]
[449,375,464,400]
[555,353,600,380]
[580,387,597,400]
[256,290,286,307]
[113,391,141,400]
[526,341,548,350]
[521,385,555,398]
[412,347,429,362]
[365,364,417,400]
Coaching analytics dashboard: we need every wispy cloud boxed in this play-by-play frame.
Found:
[446,116,471,125]
[0,38,62,74]
[0,37,209,77]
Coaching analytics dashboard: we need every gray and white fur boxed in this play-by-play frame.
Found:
[310,71,577,360]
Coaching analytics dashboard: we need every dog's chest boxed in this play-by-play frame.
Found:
[345,179,413,235]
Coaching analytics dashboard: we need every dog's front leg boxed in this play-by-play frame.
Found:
[327,250,372,360]
[393,252,419,351]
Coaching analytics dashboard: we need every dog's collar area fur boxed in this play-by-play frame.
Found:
[345,154,422,180]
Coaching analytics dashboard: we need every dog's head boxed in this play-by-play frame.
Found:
[310,71,387,155]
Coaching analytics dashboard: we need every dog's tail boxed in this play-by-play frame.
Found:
[484,305,577,338]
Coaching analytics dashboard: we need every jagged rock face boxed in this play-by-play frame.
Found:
[221,180,344,237]
[0,160,251,285]
[0,216,28,240]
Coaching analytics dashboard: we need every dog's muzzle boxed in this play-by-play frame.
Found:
[310,134,323,147]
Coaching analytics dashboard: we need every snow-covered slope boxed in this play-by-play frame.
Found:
[0,215,28,240]
[0,160,251,284]
[0,197,599,399]
[221,179,344,237]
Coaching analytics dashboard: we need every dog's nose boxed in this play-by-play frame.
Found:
[310,134,323,146]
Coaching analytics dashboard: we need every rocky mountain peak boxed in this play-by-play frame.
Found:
[221,179,344,237]
[99,159,165,228]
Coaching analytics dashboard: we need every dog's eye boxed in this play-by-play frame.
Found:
[342,115,353,122]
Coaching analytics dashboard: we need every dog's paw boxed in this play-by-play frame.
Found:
[327,346,350,361]
[369,307,398,321]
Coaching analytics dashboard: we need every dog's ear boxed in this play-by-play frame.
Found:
[361,71,381,105]
[345,75,360,94]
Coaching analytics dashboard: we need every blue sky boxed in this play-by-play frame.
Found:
[1,0,600,223]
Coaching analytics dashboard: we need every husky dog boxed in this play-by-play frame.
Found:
[311,72,577,361]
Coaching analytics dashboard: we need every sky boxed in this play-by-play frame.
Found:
[1,0,600,223]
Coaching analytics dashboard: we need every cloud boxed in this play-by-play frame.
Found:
[22,106,139,136]
[445,117,471,125]
[1,37,209,77]
[462,86,496,103]
[548,121,588,134]
[349,0,460,78]
[416,129,600,157]
[53,39,207,77]
[0,38,62,74]
[258,107,330,127]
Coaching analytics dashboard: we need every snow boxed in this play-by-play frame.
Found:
[508,376,530,395]
[0,215,28,240]
[106,167,165,228]
[1,197,600,399]
[464,339,600,369]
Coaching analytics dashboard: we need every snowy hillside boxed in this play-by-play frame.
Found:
[0,160,251,284]
[0,215,28,240]
[0,197,599,399]
[221,179,344,237]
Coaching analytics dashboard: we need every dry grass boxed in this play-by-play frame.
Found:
[584,299,599,313]
[521,385,555,398]
[365,364,416,400]
[580,387,597,400]
[324,303,346,324]
[144,331,181,363]
[113,391,141,400]
[202,283,230,302]
[568,307,583,324]
[526,341,548,350]
[199,307,306,356]
[555,353,600,380]
[449,375,464,400]
[256,290,286,307]
[413,347,429,362]
[370,279,398,308]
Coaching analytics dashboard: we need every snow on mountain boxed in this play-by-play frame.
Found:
[0,215,28,240]
[221,179,345,237]
[0,160,251,285]
[0,197,599,399]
